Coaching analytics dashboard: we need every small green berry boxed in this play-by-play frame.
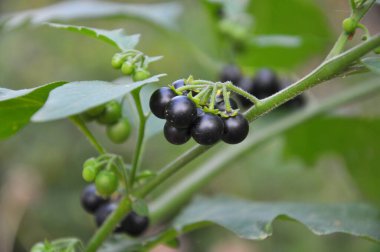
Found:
[82,165,98,182]
[97,101,122,125]
[86,104,106,117]
[342,18,356,34]
[95,170,119,196]
[121,61,135,75]
[374,47,380,54]
[111,53,125,69]
[132,69,151,82]
[106,118,131,144]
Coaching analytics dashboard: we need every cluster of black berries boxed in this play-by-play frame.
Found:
[80,184,149,236]
[82,100,131,144]
[149,80,249,145]
[220,65,306,109]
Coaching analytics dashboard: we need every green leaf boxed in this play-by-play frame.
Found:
[362,57,380,74]
[32,75,165,122]
[0,1,182,30]
[250,35,302,48]
[47,23,139,51]
[132,199,149,217]
[283,117,380,205]
[0,81,66,140]
[31,237,82,252]
[173,196,380,241]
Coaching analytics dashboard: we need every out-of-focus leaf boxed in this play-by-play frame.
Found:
[0,1,182,30]
[0,81,66,140]
[31,237,82,252]
[173,196,380,241]
[32,75,165,122]
[47,23,139,51]
[283,117,380,204]
[250,35,302,48]
[239,0,331,69]
[362,57,380,74]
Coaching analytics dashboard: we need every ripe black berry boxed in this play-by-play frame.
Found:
[95,203,149,236]
[191,113,224,145]
[172,79,185,89]
[165,96,197,128]
[81,184,109,214]
[164,122,191,145]
[221,113,249,144]
[236,77,255,107]
[121,211,149,237]
[219,65,242,84]
[251,69,280,99]
[215,98,238,111]
[149,87,177,119]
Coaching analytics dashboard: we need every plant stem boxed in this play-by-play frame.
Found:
[136,33,380,199]
[129,90,146,187]
[70,116,106,155]
[226,82,261,105]
[149,77,380,224]
[85,196,132,252]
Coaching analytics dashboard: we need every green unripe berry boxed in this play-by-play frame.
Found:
[86,104,106,117]
[121,61,135,75]
[106,118,131,143]
[97,101,122,125]
[82,165,98,182]
[374,47,380,54]
[111,53,125,69]
[95,170,119,196]
[132,69,151,82]
[342,18,356,34]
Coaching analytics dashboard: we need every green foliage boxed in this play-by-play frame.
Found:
[0,1,182,30]
[32,76,164,122]
[0,81,66,140]
[47,23,140,52]
[31,238,82,252]
[283,117,380,204]
[362,57,380,74]
[173,196,380,242]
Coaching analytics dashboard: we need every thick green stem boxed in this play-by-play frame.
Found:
[136,33,380,200]
[70,116,106,155]
[85,196,132,252]
[226,82,261,105]
[130,90,146,186]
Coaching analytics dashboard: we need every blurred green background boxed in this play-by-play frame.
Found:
[1,0,380,251]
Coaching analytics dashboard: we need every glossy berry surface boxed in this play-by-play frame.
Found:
[221,113,249,144]
[219,65,242,84]
[106,118,131,143]
[165,96,197,128]
[191,113,224,145]
[97,101,122,125]
[121,211,149,237]
[95,170,119,196]
[163,122,191,145]
[95,203,124,233]
[172,79,188,95]
[81,184,109,214]
[149,87,177,119]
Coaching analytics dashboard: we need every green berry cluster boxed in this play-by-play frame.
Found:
[111,50,151,81]
[82,100,131,144]
[82,156,120,196]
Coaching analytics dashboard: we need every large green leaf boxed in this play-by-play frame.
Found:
[47,23,139,51]
[0,1,182,30]
[173,196,380,241]
[32,75,165,122]
[283,117,380,204]
[362,57,380,74]
[0,81,66,140]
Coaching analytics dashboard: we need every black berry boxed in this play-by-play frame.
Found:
[236,77,255,107]
[164,122,191,145]
[220,65,242,84]
[94,202,123,233]
[81,184,109,214]
[215,98,238,111]
[165,96,197,128]
[191,113,224,145]
[121,211,149,237]
[172,79,185,89]
[149,87,177,119]
[221,113,249,144]
[251,69,280,99]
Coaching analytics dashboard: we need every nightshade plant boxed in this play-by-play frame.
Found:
[1,0,380,251]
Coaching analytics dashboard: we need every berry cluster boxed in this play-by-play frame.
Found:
[220,65,306,109]
[80,184,149,236]
[111,50,151,81]
[149,79,250,146]
[82,100,131,144]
